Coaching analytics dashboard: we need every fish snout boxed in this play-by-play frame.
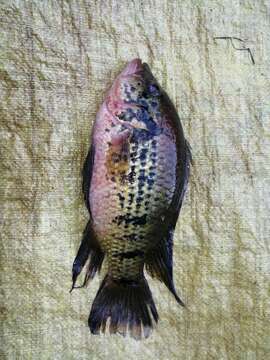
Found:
[121,58,143,76]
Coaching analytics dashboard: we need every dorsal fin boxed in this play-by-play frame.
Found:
[82,143,95,213]
[145,140,192,305]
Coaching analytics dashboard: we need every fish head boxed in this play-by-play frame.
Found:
[107,59,162,121]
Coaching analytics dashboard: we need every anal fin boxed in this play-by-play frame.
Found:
[145,229,184,306]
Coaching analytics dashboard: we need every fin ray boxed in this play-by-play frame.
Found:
[145,229,185,306]
[71,220,104,292]
[88,275,158,339]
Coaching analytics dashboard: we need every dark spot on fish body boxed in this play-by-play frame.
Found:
[148,84,160,97]
[113,249,145,260]
[123,233,137,242]
[132,214,147,225]
[137,98,149,108]
[116,278,140,286]
[138,174,146,182]
[127,171,136,183]
[136,196,144,204]
[112,213,147,226]
[117,112,125,120]
[130,155,137,164]
[111,152,120,163]
[131,129,153,143]
[117,192,125,209]
[128,193,135,205]
[139,148,148,161]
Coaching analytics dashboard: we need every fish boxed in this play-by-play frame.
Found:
[71,59,192,339]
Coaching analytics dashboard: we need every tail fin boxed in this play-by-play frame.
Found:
[70,221,104,292]
[88,275,158,340]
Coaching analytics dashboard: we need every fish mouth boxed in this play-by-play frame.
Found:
[121,59,153,78]
[121,58,144,76]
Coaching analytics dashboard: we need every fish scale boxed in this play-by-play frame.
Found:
[71,59,191,339]
[115,140,173,279]
[106,140,159,280]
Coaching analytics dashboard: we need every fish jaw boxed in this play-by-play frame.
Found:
[120,58,144,76]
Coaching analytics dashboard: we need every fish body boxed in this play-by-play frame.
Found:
[71,59,191,339]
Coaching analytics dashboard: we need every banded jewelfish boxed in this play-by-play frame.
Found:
[71,59,192,339]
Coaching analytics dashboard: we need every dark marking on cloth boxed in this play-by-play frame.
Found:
[214,36,255,65]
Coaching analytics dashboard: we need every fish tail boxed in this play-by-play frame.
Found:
[88,275,158,340]
[70,221,104,292]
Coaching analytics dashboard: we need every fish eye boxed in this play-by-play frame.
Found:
[148,84,160,96]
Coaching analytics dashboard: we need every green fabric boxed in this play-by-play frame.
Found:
[1,1,269,359]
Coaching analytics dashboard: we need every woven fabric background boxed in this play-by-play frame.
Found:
[1,1,269,359]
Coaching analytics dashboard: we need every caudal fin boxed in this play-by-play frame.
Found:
[88,275,158,339]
